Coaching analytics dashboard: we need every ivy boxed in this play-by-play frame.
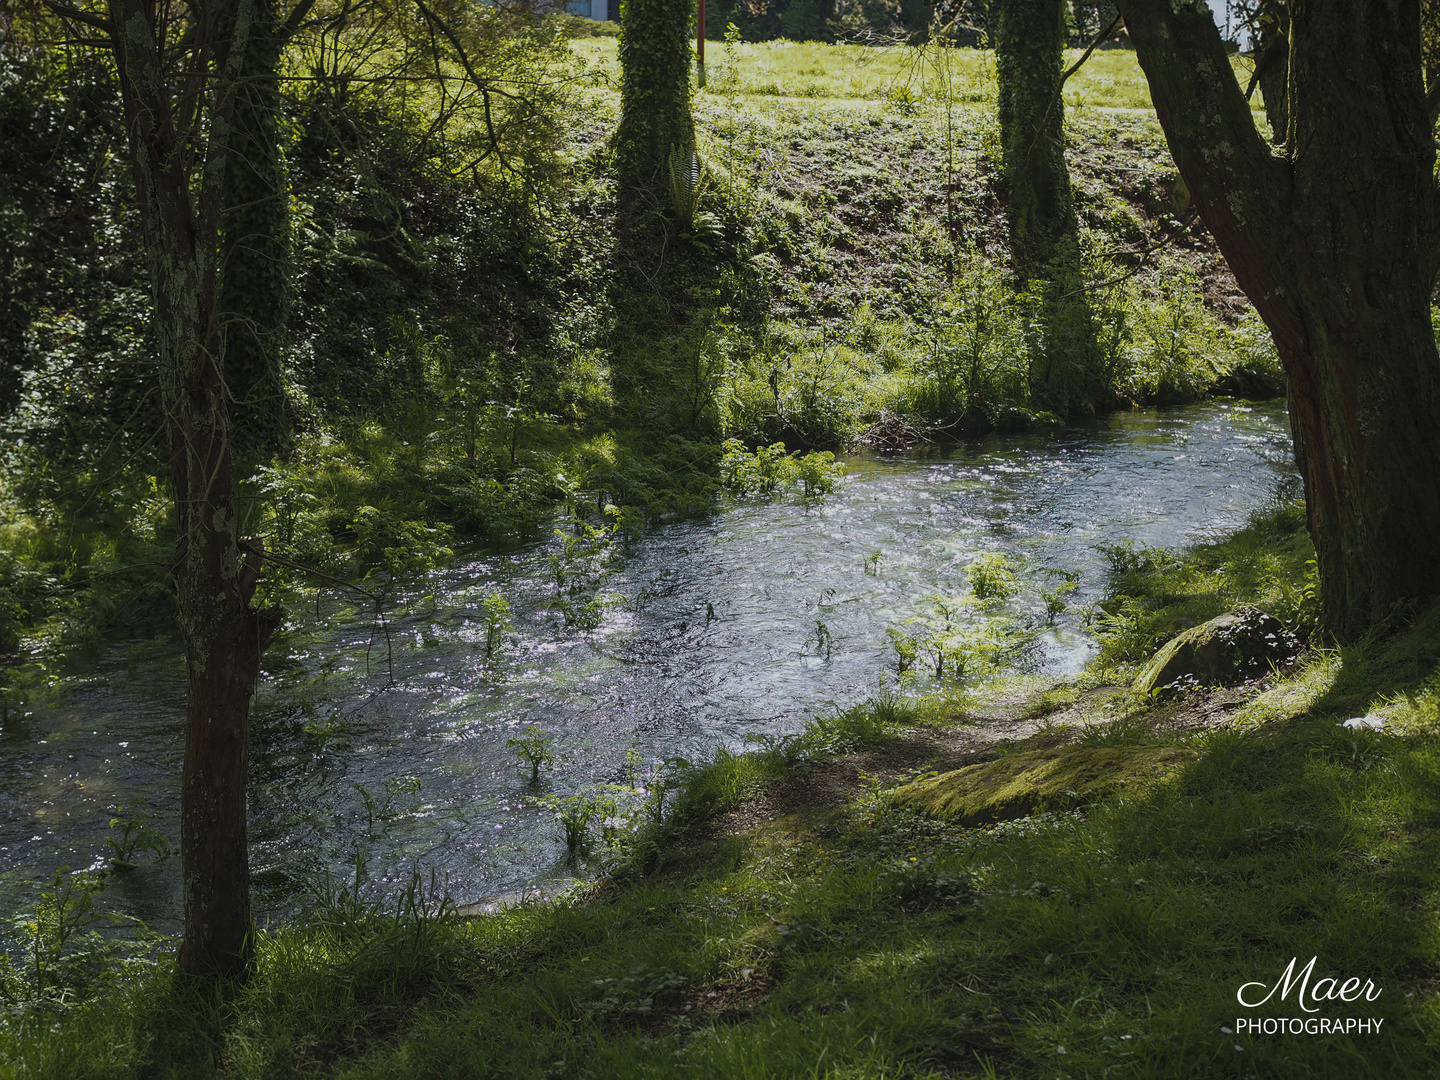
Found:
[615,0,696,194]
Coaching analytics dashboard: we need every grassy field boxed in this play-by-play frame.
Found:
[571,37,1259,115]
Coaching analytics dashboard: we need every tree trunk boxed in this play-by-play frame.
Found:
[220,0,291,468]
[1117,0,1440,640]
[1250,2,1289,143]
[995,0,1075,276]
[108,0,276,977]
[614,0,695,198]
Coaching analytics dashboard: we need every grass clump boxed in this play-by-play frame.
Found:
[1089,497,1317,672]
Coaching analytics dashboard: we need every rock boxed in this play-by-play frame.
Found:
[890,745,1197,826]
[1133,606,1298,700]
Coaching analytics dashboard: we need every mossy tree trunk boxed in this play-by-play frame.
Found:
[1250,1,1290,143]
[219,0,291,468]
[1118,0,1440,640]
[615,0,695,200]
[994,0,1099,415]
[103,0,280,978]
[995,0,1075,277]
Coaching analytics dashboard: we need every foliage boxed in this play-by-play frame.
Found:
[718,439,844,500]
[904,249,1028,426]
[966,552,1020,604]
[1041,568,1081,622]
[549,510,624,629]
[0,35,1285,662]
[884,555,1046,687]
[103,802,170,870]
[0,866,166,1023]
[1089,499,1317,670]
[506,727,555,786]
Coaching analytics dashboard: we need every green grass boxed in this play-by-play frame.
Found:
[1089,498,1319,673]
[573,38,1260,114]
[8,566,1440,1075]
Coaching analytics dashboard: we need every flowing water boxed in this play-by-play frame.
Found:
[0,400,1297,931]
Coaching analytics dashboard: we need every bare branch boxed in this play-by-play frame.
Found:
[1059,12,1122,89]
[409,0,518,167]
[40,0,113,33]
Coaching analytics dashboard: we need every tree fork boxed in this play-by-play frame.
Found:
[1117,0,1440,639]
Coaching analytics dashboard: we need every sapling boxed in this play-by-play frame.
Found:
[1042,569,1081,622]
[22,867,113,991]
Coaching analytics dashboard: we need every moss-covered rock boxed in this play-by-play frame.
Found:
[890,745,1196,825]
[1133,606,1297,699]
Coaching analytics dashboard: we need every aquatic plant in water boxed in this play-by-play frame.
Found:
[506,727,555,787]
[718,439,845,501]
[480,589,513,659]
[104,801,170,870]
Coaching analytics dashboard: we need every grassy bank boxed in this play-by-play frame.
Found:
[7,502,1438,1078]
[0,36,1282,658]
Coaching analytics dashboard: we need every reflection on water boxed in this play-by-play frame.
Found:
[0,401,1296,929]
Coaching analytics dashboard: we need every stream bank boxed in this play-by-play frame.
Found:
[9,494,1439,1079]
[0,400,1295,934]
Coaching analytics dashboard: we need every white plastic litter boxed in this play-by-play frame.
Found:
[1340,715,1385,731]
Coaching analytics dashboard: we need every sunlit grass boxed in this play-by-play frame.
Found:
[572,38,1260,114]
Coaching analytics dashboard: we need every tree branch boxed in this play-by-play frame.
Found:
[40,0,113,33]
[1059,12,1122,90]
[408,0,516,168]
[1116,0,1297,332]
[278,0,318,42]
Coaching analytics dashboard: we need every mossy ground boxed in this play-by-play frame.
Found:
[890,744,1198,824]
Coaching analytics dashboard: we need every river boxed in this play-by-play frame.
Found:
[0,399,1296,931]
